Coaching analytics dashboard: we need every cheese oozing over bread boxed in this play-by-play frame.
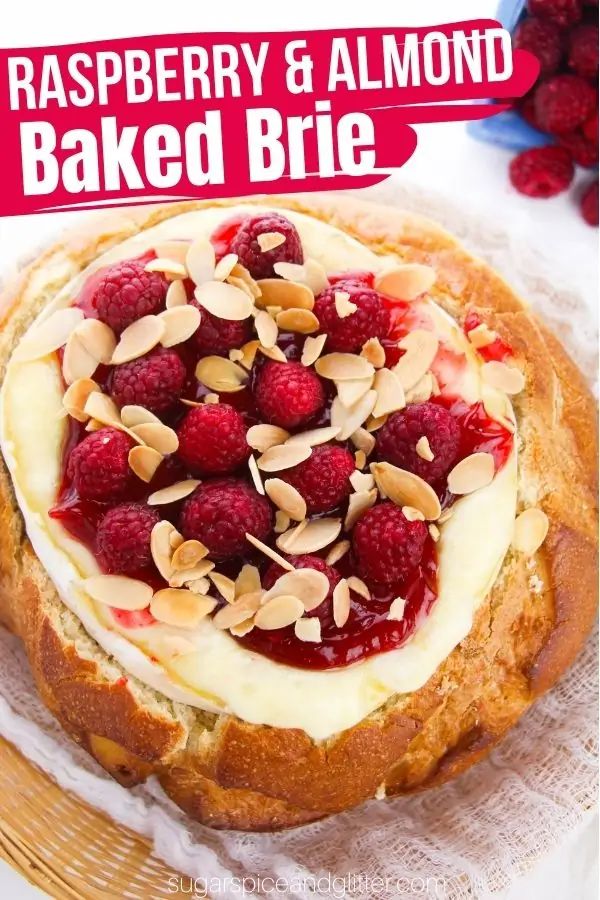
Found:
[0,205,517,740]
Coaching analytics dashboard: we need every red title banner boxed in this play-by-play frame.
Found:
[0,23,539,216]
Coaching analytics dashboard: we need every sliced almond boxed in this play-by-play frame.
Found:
[285,426,340,448]
[246,423,290,453]
[274,259,329,295]
[120,405,162,428]
[348,576,371,600]
[213,592,262,630]
[326,540,350,565]
[75,318,116,365]
[194,280,254,321]
[235,564,261,598]
[393,330,439,391]
[351,428,376,456]
[372,462,441,520]
[350,470,375,492]
[245,533,295,571]
[254,309,279,349]
[429,523,440,542]
[257,443,312,472]
[168,560,215,587]
[277,517,342,555]
[481,361,525,395]
[402,505,425,522]
[294,618,322,642]
[265,478,307,522]
[447,453,495,495]
[405,372,436,404]
[438,507,454,524]
[62,332,98,384]
[334,291,357,318]
[262,568,329,612]
[171,540,209,571]
[254,595,304,631]
[151,520,180,581]
[195,356,248,393]
[365,413,389,433]
[388,597,406,621]
[468,322,497,349]
[375,264,436,301]
[158,305,201,347]
[512,508,549,556]
[132,422,178,455]
[63,378,100,422]
[208,572,236,604]
[214,253,239,281]
[204,393,220,405]
[257,231,285,252]
[82,575,152,610]
[150,589,216,628]
[13,307,84,362]
[275,510,291,533]
[331,390,377,441]
[148,480,200,506]
[83,392,122,428]
[333,579,351,628]
[187,577,211,595]
[129,446,162,482]
[152,240,190,266]
[256,279,314,311]
[372,368,406,418]
[145,258,187,279]
[301,333,327,367]
[316,353,374,382]
[85,418,104,432]
[248,455,265,495]
[259,344,287,363]
[336,377,374,408]
[361,338,386,368]
[355,450,367,470]
[416,436,434,462]
[165,279,189,309]
[111,316,165,365]
[226,263,262,300]
[482,385,515,433]
[186,238,216,286]
[276,308,319,334]
[345,489,377,530]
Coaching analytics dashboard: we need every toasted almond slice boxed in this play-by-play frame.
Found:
[254,595,304,631]
[365,413,389,433]
[145,258,187,279]
[275,510,291,533]
[83,575,152,610]
[151,589,216,628]
[62,332,98,384]
[481,361,525,395]
[83,392,122,428]
[416,436,434,462]
[405,372,436,404]
[355,450,367,469]
[254,310,279,348]
[361,338,386,368]
[256,279,314,311]
[265,478,307,522]
[213,592,262,630]
[334,292,358,319]
[208,572,236,604]
[171,539,209,571]
[248,455,265,495]
[467,322,497,349]
[274,259,329,295]
[262,569,329,612]
[375,264,436,301]
[168,560,215,587]
[132,422,178,455]
[348,576,371,600]
[333,579,351,628]
[246,423,290,453]
[402,505,425,522]
[152,240,190,265]
[170,531,185,550]
[195,356,248,393]
[151,520,179,580]
[187,577,211,595]
[512,508,549,556]
[316,353,374,382]
[345,489,378,530]
[336,377,374,408]
[326,539,351,566]
[194,280,254,321]
[13,307,85,362]
[259,344,287,363]
[257,443,312,472]
[214,253,239,281]
[429,523,440,542]
[277,517,342,555]
[331,390,377,442]
[481,385,515,433]
[186,238,216,286]
[85,418,104,432]
[276,308,319,334]
[204,393,220,404]
[351,428,376,456]
[372,368,406,418]
[111,316,165,365]
[120,405,162,428]
[165,279,188,309]
[75,318,116,365]
[129,446,162,482]
[301,333,327,367]
[388,597,406,621]
[158,305,201,348]
[447,452,495,495]
[245,533,295,571]
[257,231,286,252]
[235,564,262,598]
[231,619,255,637]
[63,378,100,422]
[285,426,340,448]
[294,617,322,642]
[227,263,262,300]
[437,507,454,524]
[350,470,375,492]
[393,330,439,391]
[372,462,441,520]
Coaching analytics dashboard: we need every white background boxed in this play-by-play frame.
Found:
[0,1,597,897]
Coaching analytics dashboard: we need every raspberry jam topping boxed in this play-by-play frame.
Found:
[48,212,516,670]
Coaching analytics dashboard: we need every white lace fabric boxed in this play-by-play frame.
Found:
[0,186,596,898]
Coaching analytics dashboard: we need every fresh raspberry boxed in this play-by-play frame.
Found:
[558,130,599,166]
[263,555,341,627]
[568,23,599,77]
[509,146,574,197]
[110,347,186,413]
[180,478,272,559]
[283,444,355,514]
[583,111,599,143]
[97,503,160,575]
[177,404,250,475]
[527,0,583,27]
[376,403,461,486]
[352,502,428,586]
[534,75,596,134]
[514,17,564,77]
[67,428,134,501]
[254,360,325,430]
[230,213,303,280]
[88,259,167,334]
[580,179,599,225]
[314,280,391,353]
[192,301,252,356]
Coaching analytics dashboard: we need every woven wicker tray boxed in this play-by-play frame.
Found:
[0,735,188,898]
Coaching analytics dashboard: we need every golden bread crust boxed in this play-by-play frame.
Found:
[0,195,597,830]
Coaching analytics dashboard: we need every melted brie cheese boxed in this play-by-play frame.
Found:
[0,205,517,740]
